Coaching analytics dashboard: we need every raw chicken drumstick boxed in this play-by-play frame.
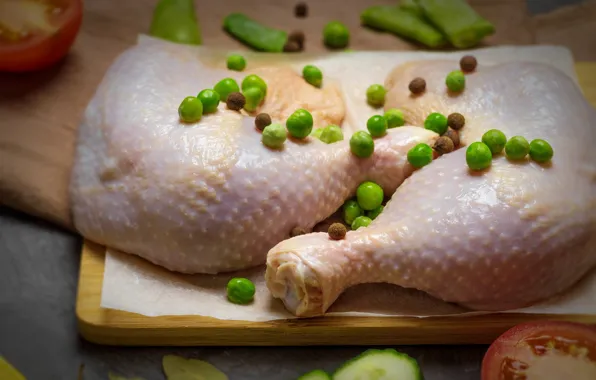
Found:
[266,60,596,317]
[70,39,438,274]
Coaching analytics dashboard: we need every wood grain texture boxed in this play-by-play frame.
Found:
[0,0,535,230]
[76,240,596,346]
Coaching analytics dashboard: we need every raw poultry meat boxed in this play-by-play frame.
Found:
[69,39,437,274]
[266,60,596,317]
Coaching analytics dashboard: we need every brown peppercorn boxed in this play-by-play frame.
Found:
[283,39,301,53]
[444,128,460,147]
[447,112,465,130]
[288,30,305,50]
[409,77,426,95]
[226,92,245,111]
[290,227,307,237]
[434,136,455,155]
[328,223,347,240]
[460,55,477,73]
[295,2,308,18]
[255,113,272,131]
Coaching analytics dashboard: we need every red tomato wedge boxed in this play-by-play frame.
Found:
[0,0,82,72]
[482,321,596,380]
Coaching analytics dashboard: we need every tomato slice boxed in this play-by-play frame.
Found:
[482,321,596,380]
[0,0,82,72]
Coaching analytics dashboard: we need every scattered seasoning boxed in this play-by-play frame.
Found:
[255,113,272,131]
[447,112,465,130]
[226,92,246,111]
[409,77,426,94]
[291,226,307,237]
[295,2,308,18]
[328,223,347,240]
[288,30,305,49]
[460,55,478,73]
[434,136,455,155]
[444,128,460,147]
[283,39,301,52]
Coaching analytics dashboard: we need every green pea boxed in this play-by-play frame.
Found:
[197,89,220,114]
[407,143,433,168]
[350,131,375,158]
[446,70,466,92]
[366,84,386,108]
[320,125,344,144]
[286,109,314,139]
[529,139,553,163]
[367,205,384,220]
[505,136,530,160]
[384,108,405,128]
[351,216,372,230]
[227,54,246,71]
[262,123,287,149]
[302,65,323,88]
[242,74,267,96]
[178,96,203,123]
[213,78,240,101]
[356,181,384,211]
[366,115,388,137]
[243,87,264,112]
[424,112,448,135]
[466,142,492,171]
[323,21,350,49]
[226,277,255,304]
[311,128,324,140]
[482,129,507,155]
[342,199,363,225]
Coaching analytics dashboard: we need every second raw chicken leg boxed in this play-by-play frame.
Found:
[266,60,596,317]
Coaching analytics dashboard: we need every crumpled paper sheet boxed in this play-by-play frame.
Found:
[101,37,595,321]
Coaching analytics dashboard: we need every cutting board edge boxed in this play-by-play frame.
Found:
[76,240,596,346]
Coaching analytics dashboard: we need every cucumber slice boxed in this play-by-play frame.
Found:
[333,349,423,380]
[298,369,332,380]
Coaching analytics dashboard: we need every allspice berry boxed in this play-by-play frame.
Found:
[447,112,465,130]
[255,113,272,131]
[409,77,426,95]
[434,136,455,155]
[226,92,245,111]
[290,227,307,237]
[444,128,460,147]
[295,2,308,18]
[288,30,305,50]
[460,55,478,73]
[283,40,301,53]
[328,223,347,240]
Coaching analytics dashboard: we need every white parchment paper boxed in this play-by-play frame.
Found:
[100,37,595,321]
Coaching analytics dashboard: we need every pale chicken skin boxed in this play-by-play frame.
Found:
[69,40,437,274]
[266,60,596,317]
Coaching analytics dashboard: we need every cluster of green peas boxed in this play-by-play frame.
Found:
[467,131,554,170]
[342,181,386,231]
